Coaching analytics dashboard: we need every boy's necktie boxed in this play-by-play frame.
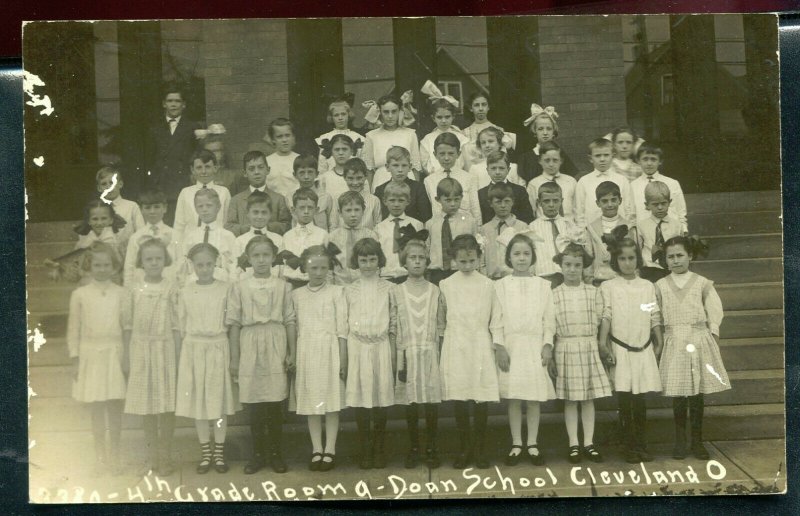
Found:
[548,218,559,255]
[203,225,210,244]
[497,219,506,234]
[393,217,402,253]
[655,220,665,248]
[442,214,453,270]
[151,224,159,236]
[254,229,264,235]
[168,118,177,135]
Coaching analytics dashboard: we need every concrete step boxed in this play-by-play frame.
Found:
[685,191,781,214]
[689,211,782,236]
[719,337,785,371]
[718,309,784,339]
[26,285,76,313]
[26,220,81,244]
[691,257,782,284]
[716,282,783,311]
[26,241,80,265]
[28,393,786,445]
[704,234,782,260]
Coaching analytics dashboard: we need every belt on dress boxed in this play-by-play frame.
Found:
[610,333,652,352]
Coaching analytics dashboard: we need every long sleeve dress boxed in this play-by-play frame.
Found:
[226,276,295,403]
[656,272,730,396]
[394,281,443,405]
[600,276,663,394]
[495,275,557,401]
[175,280,240,419]
[344,277,397,408]
[438,271,503,402]
[67,280,127,402]
[122,280,178,414]
[292,283,348,415]
[552,283,612,401]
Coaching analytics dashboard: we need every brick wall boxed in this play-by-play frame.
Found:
[202,19,290,170]
[537,16,627,173]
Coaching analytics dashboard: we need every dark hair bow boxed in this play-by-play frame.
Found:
[275,250,301,270]
[397,225,430,251]
[601,225,630,254]
[318,138,333,159]
[686,235,710,260]
[325,242,343,270]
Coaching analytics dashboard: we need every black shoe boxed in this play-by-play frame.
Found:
[636,446,653,462]
[672,441,687,460]
[318,453,336,472]
[504,445,523,466]
[691,441,710,460]
[568,445,582,464]
[358,451,373,470]
[527,445,545,466]
[244,454,266,475]
[425,446,441,469]
[474,448,491,469]
[583,444,603,463]
[623,446,640,464]
[309,452,323,471]
[405,447,420,469]
[270,452,288,474]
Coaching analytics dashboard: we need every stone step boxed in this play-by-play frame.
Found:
[26,220,81,244]
[29,370,783,440]
[719,337,785,371]
[691,257,782,284]
[704,234,782,260]
[685,191,781,214]
[716,282,783,311]
[718,309,784,339]
[26,285,76,313]
[25,241,80,266]
[689,211,782,236]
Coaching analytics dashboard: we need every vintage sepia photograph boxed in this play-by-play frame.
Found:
[24,14,785,502]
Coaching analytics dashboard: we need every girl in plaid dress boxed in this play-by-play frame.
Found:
[552,242,612,464]
[599,235,664,464]
[122,238,179,476]
[657,236,729,461]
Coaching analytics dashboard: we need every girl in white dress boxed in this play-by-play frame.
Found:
[175,243,240,474]
[394,238,443,469]
[610,126,644,182]
[462,92,504,166]
[494,234,556,466]
[292,243,348,472]
[468,126,523,189]
[227,236,295,475]
[599,234,663,464]
[122,238,179,476]
[345,238,397,469]
[419,97,471,175]
[657,236,729,461]
[319,134,359,203]
[439,234,503,469]
[66,242,127,475]
[315,95,365,174]
[363,94,422,180]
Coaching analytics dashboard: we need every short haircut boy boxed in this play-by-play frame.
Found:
[246,190,272,212]
[161,82,184,101]
[436,177,463,198]
[191,148,217,167]
[537,181,563,199]
[485,150,510,167]
[588,137,613,153]
[383,181,411,201]
[139,189,168,206]
[538,141,562,155]
[242,150,267,169]
[293,154,318,172]
[644,180,671,202]
[195,187,221,204]
[595,180,621,201]
[267,117,294,139]
[433,132,461,152]
[96,164,122,183]
[343,157,368,177]
[292,187,319,206]
[386,146,411,164]
[487,182,514,202]
[636,143,663,161]
[338,190,365,210]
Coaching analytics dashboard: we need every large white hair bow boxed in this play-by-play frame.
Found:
[555,225,588,253]
[362,91,417,127]
[523,104,558,127]
[501,131,517,151]
[420,80,459,108]
[603,131,646,154]
[362,100,380,125]
[194,123,226,140]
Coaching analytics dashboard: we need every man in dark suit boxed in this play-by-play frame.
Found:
[478,150,535,225]
[145,83,202,224]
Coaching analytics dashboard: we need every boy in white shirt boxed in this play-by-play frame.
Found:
[173,149,231,245]
[233,190,284,281]
[281,188,329,287]
[265,118,300,198]
[575,138,634,227]
[179,187,237,284]
[123,189,176,286]
[423,132,481,223]
[374,182,423,283]
[630,144,688,233]
[638,181,683,283]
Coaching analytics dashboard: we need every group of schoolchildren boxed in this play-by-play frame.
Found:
[61,85,730,479]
